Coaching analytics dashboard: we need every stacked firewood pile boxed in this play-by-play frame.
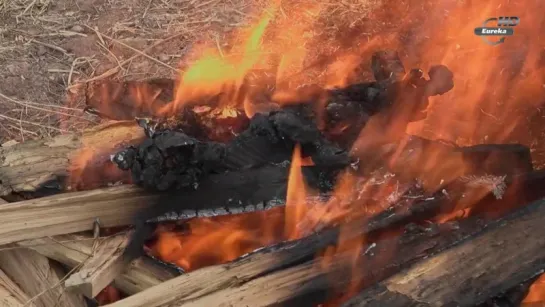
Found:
[1,50,545,307]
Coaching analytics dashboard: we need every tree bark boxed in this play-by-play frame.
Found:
[0,121,144,196]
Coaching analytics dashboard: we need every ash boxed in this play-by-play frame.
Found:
[459,175,508,200]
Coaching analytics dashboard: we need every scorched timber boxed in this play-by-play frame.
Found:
[104,200,482,307]
[106,171,545,307]
[343,197,545,307]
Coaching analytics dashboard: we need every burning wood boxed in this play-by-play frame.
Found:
[343,197,545,307]
[104,194,545,307]
[0,121,144,196]
[0,32,542,307]
[1,0,545,305]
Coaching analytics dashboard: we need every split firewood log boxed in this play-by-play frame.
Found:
[0,121,144,196]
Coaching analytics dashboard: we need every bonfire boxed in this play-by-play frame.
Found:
[1,0,545,306]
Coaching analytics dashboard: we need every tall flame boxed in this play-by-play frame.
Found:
[68,0,545,302]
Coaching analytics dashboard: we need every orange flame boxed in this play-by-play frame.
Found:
[70,0,545,301]
[153,210,285,271]
[284,144,309,240]
[166,8,276,115]
[523,274,545,304]
[66,122,144,190]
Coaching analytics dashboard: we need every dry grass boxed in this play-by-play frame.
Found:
[0,0,381,143]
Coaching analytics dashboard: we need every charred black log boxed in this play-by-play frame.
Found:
[321,50,453,146]
[114,105,355,260]
[120,164,344,262]
[112,107,352,191]
[456,143,533,176]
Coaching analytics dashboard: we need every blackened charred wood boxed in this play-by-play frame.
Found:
[381,135,534,181]
[121,164,341,262]
[456,143,534,176]
[478,276,539,307]
[323,52,453,147]
[113,107,352,191]
[342,197,545,307]
[106,197,454,307]
[371,50,407,82]
[109,194,512,307]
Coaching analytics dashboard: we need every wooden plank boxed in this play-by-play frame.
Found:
[343,197,545,306]
[0,121,144,196]
[65,233,129,298]
[104,196,545,307]
[18,234,179,295]
[100,198,465,307]
[0,185,155,245]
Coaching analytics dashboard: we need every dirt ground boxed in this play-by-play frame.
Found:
[0,0,256,142]
[0,0,382,143]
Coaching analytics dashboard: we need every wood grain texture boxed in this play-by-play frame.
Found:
[0,248,86,307]
[65,233,130,298]
[343,198,545,307]
[0,121,143,196]
[0,184,154,245]
[106,197,545,307]
[18,234,179,295]
[0,269,32,307]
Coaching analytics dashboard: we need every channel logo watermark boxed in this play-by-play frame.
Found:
[474,17,519,46]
